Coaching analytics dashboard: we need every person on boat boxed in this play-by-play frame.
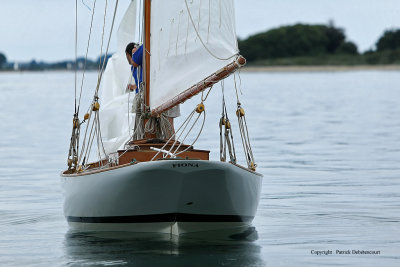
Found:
[125,42,181,134]
[125,42,140,93]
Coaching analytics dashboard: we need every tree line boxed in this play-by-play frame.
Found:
[1,24,400,70]
[239,24,400,65]
[0,53,112,71]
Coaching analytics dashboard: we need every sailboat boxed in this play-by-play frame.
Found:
[61,0,262,237]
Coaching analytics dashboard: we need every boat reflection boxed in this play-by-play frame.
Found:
[63,227,264,266]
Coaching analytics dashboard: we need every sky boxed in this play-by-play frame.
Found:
[0,0,399,62]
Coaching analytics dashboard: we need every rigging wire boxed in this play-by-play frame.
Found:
[94,0,119,97]
[77,0,119,168]
[219,81,236,163]
[97,0,108,75]
[150,109,196,161]
[77,0,97,115]
[174,111,206,157]
[70,0,253,172]
[150,86,213,161]
[74,0,78,114]
[81,0,92,11]
[233,73,256,169]
[94,0,109,162]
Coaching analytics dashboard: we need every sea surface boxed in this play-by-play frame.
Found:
[0,70,399,266]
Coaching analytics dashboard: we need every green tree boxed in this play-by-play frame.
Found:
[238,23,358,62]
[376,29,400,51]
[337,41,358,54]
[0,52,7,67]
[325,25,345,53]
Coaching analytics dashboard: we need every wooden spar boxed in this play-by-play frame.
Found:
[144,0,151,106]
[151,56,246,117]
[143,0,156,139]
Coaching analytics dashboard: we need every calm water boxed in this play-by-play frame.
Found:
[0,70,399,266]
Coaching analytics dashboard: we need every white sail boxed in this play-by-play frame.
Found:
[149,0,239,109]
[99,0,137,155]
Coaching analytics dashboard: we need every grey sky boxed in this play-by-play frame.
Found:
[0,0,399,62]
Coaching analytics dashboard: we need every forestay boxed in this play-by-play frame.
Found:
[149,0,239,110]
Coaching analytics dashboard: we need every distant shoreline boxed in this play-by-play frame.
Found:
[242,65,400,72]
[1,65,400,73]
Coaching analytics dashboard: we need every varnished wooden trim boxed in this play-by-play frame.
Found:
[144,0,151,107]
[61,162,134,177]
[151,56,246,116]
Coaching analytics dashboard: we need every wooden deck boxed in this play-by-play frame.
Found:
[117,139,209,165]
[63,139,210,175]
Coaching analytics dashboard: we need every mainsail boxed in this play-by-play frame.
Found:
[149,0,239,110]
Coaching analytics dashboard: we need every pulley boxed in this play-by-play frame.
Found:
[92,102,100,111]
[225,120,231,129]
[196,103,205,113]
[73,118,80,129]
[236,107,245,117]
[250,162,256,171]
[84,113,90,120]
[220,117,226,126]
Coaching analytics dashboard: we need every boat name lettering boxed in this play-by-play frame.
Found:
[172,163,199,168]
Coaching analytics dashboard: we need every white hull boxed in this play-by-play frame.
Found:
[61,160,262,236]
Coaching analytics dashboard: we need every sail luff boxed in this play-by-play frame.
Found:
[151,56,246,116]
[144,0,151,107]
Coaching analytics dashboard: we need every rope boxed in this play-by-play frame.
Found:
[174,111,206,157]
[132,86,146,140]
[219,82,236,163]
[233,73,256,169]
[127,76,134,138]
[79,0,119,167]
[68,0,79,170]
[169,111,196,155]
[97,0,108,75]
[219,117,225,162]
[77,0,97,115]
[150,108,196,161]
[184,0,237,61]
[81,0,92,10]
[95,108,108,159]
[94,0,119,97]
[79,109,96,165]
[68,0,96,170]
[74,0,78,114]
[67,117,80,170]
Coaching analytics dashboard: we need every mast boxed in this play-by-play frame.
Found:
[144,0,151,107]
[142,0,157,139]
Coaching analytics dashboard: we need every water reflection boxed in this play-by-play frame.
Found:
[64,229,264,266]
